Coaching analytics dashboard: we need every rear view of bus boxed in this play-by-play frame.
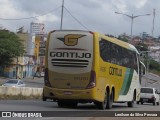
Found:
[43,30,95,106]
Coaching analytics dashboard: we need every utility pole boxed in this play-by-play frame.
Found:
[60,0,64,30]
[130,14,133,40]
[140,51,151,87]
[115,12,150,40]
[152,9,155,37]
[16,56,18,79]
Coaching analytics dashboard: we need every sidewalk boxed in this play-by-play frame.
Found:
[0,76,44,85]
[23,77,44,84]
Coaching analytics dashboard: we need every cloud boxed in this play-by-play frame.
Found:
[136,0,147,9]
[0,0,160,37]
[127,0,148,9]
[112,0,128,13]
[35,14,59,23]
[0,0,20,18]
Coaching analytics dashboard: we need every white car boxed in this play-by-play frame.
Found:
[2,79,26,87]
[137,87,160,105]
[40,72,45,77]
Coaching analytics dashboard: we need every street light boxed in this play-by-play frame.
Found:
[60,0,65,30]
[115,12,150,40]
[140,51,151,72]
[140,51,151,87]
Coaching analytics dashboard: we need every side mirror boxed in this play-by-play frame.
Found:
[139,61,146,76]
[142,68,146,75]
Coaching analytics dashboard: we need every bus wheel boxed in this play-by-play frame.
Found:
[106,90,113,109]
[127,93,135,107]
[153,102,156,106]
[42,97,47,101]
[128,100,134,107]
[97,91,107,110]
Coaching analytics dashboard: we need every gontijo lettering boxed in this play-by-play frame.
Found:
[50,52,91,58]
[109,67,122,76]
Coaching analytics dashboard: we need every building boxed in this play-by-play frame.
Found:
[30,22,45,35]
[17,32,32,78]
[149,46,160,63]
[129,36,141,45]
[143,39,155,46]
[30,22,47,75]
[27,22,45,56]
[0,22,46,78]
[1,32,35,78]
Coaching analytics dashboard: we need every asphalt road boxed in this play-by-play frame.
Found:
[0,73,160,89]
[0,73,159,119]
[141,73,160,91]
[0,99,160,111]
[0,99,160,119]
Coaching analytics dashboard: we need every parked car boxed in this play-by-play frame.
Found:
[2,79,26,87]
[40,72,45,77]
[34,72,44,78]
[34,72,40,77]
[137,87,160,105]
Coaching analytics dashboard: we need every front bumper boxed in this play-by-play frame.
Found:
[139,98,155,103]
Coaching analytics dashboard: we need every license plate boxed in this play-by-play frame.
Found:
[143,98,148,102]
[64,91,72,95]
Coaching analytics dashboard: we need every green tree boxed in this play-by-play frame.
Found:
[135,43,148,52]
[118,36,129,42]
[149,59,160,71]
[0,30,25,67]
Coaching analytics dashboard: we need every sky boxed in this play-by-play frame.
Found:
[0,0,160,37]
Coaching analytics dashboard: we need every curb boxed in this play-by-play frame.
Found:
[0,86,43,100]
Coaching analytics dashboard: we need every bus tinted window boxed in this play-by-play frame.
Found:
[99,39,138,71]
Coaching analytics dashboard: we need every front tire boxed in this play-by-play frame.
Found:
[128,92,136,107]
[128,100,134,107]
[42,97,47,101]
[157,102,159,106]
[153,102,156,106]
[42,90,47,101]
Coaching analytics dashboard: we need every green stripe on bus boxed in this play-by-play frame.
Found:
[119,68,134,95]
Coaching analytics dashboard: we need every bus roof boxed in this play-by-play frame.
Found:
[48,30,139,54]
[98,33,139,54]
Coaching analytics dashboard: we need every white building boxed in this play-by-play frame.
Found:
[149,46,160,63]
[27,22,45,56]
[30,22,45,35]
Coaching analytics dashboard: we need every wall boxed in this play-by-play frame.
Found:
[0,86,43,99]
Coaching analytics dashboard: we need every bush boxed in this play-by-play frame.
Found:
[149,59,160,71]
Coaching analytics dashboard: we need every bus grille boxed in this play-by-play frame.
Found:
[51,59,89,67]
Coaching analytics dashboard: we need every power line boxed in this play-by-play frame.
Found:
[0,6,61,20]
[64,6,89,31]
